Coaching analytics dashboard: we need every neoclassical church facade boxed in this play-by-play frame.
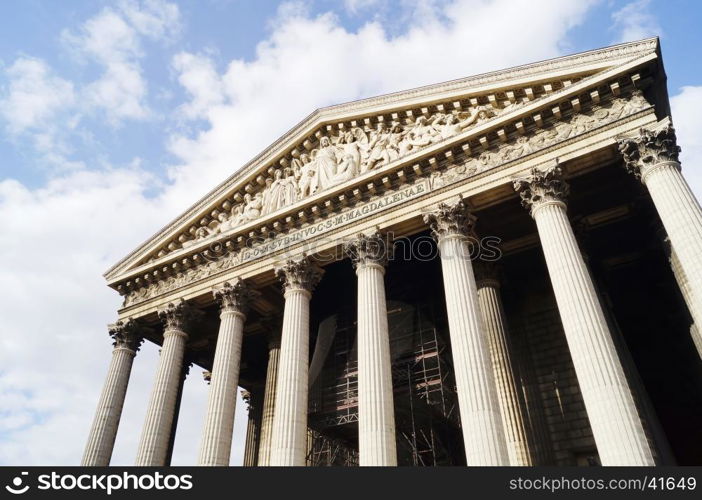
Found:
[82,38,702,466]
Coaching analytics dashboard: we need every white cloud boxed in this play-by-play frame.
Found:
[671,86,702,200]
[61,0,181,123]
[1,0,607,466]
[171,52,225,121]
[343,0,381,14]
[0,165,248,465]
[119,0,182,42]
[610,0,661,43]
[0,57,75,135]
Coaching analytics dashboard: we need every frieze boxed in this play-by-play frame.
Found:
[428,91,650,189]
[106,40,658,278]
[123,180,429,307]
[165,88,646,257]
[121,91,651,309]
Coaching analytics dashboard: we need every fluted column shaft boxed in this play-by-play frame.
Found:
[424,199,509,465]
[197,309,244,465]
[669,247,702,358]
[198,309,245,466]
[437,235,510,465]
[135,301,190,466]
[242,391,262,466]
[346,232,397,466]
[532,201,654,465]
[645,164,702,329]
[197,279,256,466]
[515,165,655,465]
[356,263,397,465]
[82,322,141,466]
[476,275,532,466]
[243,415,258,466]
[270,258,323,466]
[270,288,311,466]
[620,126,702,343]
[257,336,281,466]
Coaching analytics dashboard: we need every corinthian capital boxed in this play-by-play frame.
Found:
[513,164,570,217]
[617,124,681,180]
[108,319,144,353]
[275,257,324,294]
[213,278,259,316]
[157,299,193,333]
[343,231,390,270]
[423,197,476,241]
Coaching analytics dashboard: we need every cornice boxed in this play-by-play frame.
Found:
[105,38,659,281]
[117,87,655,310]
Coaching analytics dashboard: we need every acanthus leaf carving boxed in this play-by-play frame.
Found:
[213,278,259,315]
[275,257,324,293]
[423,197,476,240]
[513,163,570,216]
[343,231,390,269]
[108,319,144,353]
[618,124,681,179]
[157,299,193,333]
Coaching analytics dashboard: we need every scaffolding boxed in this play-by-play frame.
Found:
[307,305,463,466]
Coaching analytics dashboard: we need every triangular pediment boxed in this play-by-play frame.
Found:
[105,38,661,287]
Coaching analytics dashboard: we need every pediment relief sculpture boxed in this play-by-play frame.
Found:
[146,79,600,263]
[121,90,651,309]
[180,105,500,250]
[163,83,644,261]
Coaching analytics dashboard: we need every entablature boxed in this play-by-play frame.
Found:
[105,39,661,283]
[116,86,660,319]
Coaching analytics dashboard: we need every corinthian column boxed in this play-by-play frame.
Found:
[619,125,702,338]
[666,242,702,358]
[82,320,143,466]
[198,279,257,466]
[270,257,323,466]
[514,165,654,466]
[344,232,397,466]
[257,325,282,466]
[242,390,263,466]
[135,300,192,466]
[474,263,532,466]
[423,199,509,466]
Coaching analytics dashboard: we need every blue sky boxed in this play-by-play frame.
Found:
[1,0,701,466]
[2,0,700,190]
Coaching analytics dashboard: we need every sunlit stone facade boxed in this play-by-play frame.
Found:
[83,39,702,466]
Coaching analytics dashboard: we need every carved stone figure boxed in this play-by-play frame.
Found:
[293,153,317,198]
[363,123,392,172]
[334,131,362,183]
[265,169,298,214]
[501,136,534,161]
[242,192,263,222]
[313,136,340,190]
[436,111,476,140]
[150,89,651,265]
[407,116,437,145]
